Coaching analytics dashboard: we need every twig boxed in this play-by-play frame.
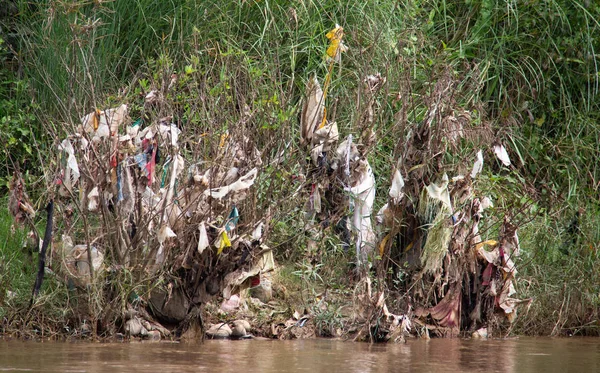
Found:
[29,200,54,307]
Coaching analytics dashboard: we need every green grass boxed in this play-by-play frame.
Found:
[0,204,31,316]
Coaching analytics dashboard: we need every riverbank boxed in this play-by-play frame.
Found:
[1,0,599,342]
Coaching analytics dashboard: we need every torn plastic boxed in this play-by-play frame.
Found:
[204,168,258,199]
[222,248,275,300]
[325,24,348,63]
[225,206,239,233]
[389,160,405,204]
[60,235,104,286]
[197,223,209,254]
[470,150,483,179]
[58,139,81,196]
[493,144,511,166]
[310,121,339,165]
[157,224,177,262]
[252,222,264,242]
[216,231,232,254]
[420,173,452,222]
[300,76,325,146]
[81,104,128,142]
[347,159,376,262]
[87,187,99,212]
[331,135,359,172]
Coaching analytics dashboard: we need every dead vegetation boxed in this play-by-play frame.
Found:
[2,23,559,342]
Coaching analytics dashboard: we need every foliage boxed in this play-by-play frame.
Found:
[0,7,44,192]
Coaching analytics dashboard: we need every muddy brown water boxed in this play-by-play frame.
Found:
[1,338,599,372]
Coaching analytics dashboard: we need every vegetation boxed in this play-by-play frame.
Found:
[0,0,598,339]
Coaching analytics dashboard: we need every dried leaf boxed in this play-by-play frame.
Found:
[379,233,390,257]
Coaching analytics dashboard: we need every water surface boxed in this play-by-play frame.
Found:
[1,337,598,372]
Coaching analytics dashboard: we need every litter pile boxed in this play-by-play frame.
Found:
[37,103,274,338]
[373,117,531,338]
[5,24,533,342]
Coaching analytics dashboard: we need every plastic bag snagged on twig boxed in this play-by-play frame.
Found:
[204,168,258,199]
[80,104,128,143]
[347,159,376,262]
[493,144,511,166]
[197,223,209,254]
[58,139,80,196]
[389,159,405,204]
[419,173,452,223]
[470,150,483,179]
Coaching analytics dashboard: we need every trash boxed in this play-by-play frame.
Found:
[157,225,176,247]
[325,24,348,63]
[332,135,359,172]
[118,163,135,216]
[252,222,264,242]
[220,294,241,312]
[231,320,249,338]
[204,168,258,199]
[37,98,268,339]
[146,330,161,342]
[234,319,251,332]
[81,104,128,142]
[310,121,339,165]
[222,248,275,299]
[420,212,453,272]
[249,273,272,302]
[470,149,484,179]
[493,144,511,166]
[308,186,322,215]
[389,160,405,204]
[216,231,232,254]
[300,76,325,146]
[481,196,493,210]
[417,284,461,330]
[197,223,209,254]
[72,245,104,278]
[419,173,452,224]
[225,206,239,233]
[300,77,339,165]
[59,235,105,287]
[125,317,148,337]
[472,327,488,339]
[145,90,158,104]
[58,139,80,196]
[149,287,190,324]
[347,159,376,263]
[206,323,232,339]
[87,187,99,212]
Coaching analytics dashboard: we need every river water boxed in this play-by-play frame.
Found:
[0,338,599,372]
